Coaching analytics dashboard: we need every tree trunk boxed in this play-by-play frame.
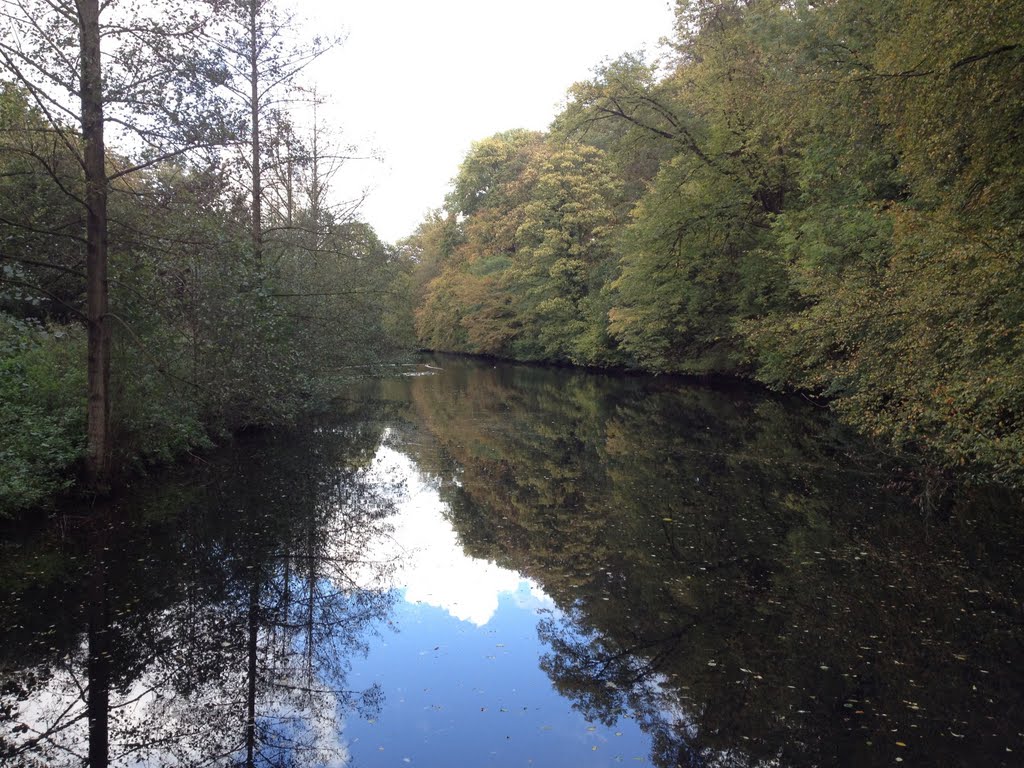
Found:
[248,0,262,268]
[78,0,112,491]
[87,516,110,767]
[245,576,259,768]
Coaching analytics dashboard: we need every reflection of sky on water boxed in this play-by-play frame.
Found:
[361,445,553,625]
[7,626,351,767]
[2,429,668,767]
[340,444,656,767]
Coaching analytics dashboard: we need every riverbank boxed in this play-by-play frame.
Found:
[0,315,413,520]
[416,348,1005,494]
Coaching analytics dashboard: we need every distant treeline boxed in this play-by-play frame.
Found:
[404,0,1023,485]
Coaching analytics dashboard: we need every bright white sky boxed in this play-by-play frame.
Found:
[302,0,675,244]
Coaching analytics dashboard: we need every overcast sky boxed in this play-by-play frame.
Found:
[301,1,675,244]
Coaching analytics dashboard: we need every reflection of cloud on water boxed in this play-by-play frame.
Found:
[257,684,351,768]
[362,446,552,626]
[4,635,352,767]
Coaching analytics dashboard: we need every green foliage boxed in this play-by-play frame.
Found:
[510,144,621,363]
[407,0,1024,484]
[1,70,415,512]
[274,221,412,374]
[0,85,86,323]
[0,315,85,516]
[111,332,211,467]
[414,134,624,365]
[553,54,676,212]
[740,0,1024,482]
[448,129,545,217]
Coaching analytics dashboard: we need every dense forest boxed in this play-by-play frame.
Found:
[2,0,1022,518]
[406,0,1024,486]
[0,0,414,516]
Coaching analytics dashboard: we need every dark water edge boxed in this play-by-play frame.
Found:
[1,356,1022,767]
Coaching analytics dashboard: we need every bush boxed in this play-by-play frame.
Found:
[0,314,86,517]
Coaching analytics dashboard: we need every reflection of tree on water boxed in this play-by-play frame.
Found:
[250,423,400,767]
[1,406,402,766]
[538,607,700,768]
[406,358,1024,768]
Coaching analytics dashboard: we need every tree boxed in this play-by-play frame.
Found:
[0,0,229,489]
[210,0,340,270]
[414,130,544,355]
[506,142,621,364]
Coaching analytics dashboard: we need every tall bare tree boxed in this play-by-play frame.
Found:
[210,0,341,270]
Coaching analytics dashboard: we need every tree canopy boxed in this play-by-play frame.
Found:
[407,0,1024,485]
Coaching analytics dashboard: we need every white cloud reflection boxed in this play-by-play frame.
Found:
[362,446,552,626]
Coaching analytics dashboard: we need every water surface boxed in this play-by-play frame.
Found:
[2,357,1022,766]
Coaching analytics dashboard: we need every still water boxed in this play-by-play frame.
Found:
[1,357,1022,767]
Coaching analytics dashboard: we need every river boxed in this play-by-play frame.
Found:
[1,356,1021,767]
